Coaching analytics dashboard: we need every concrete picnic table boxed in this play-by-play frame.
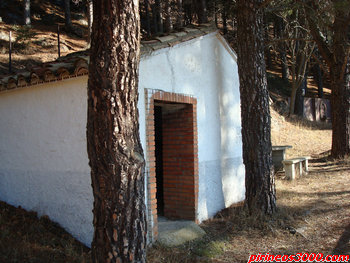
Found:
[272,145,292,171]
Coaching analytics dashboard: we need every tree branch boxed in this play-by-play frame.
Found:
[302,2,333,67]
[267,37,314,44]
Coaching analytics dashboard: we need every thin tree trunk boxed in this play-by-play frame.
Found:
[24,0,31,25]
[305,1,350,158]
[64,0,72,31]
[183,0,192,25]
[87,0,146,262]
[177,0,184,28]
[87,0,93,45]
[214,0,217,27]
[222,8,227,35]
[265,22,272,69]
[289,82,297,115]
[280,49,289,81]
[152,4,158,34]
[155,0,164,34]
[145,0,151,35]
[164,0,173,32]
[313,61,323,98]
[275,16,289,80]
[330,58,350,157]
[196,0,207,24]
[294,71,307,116]
[236,0,276,215]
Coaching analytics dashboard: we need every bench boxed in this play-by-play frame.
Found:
[282,156,311,180]
[272,145,292,171]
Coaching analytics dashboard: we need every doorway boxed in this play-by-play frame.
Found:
[154,101,196,220]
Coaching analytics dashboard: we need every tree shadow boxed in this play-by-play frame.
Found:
[308,154,350,174]
[332,222,350,254]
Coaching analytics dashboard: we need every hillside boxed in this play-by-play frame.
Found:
[0,0,88,76]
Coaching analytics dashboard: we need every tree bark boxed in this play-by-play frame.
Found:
[144,0,151,36]
[329,10,350,157]
[330,32,350,157]
[64,0,72,31]
[87,0,93,45]
[265,22,272,69]
[164,0,173,32]
[313,59,323,98]
[305,1,350,157]
[236,0,276,215]
[176,0,184,28]
[196,0,207,24]
[222,7,227,35]
[275,16,289,81]
[24,0,31,25]
[294,71,307,116]
[87,0,146,262]
[155,0,164,34]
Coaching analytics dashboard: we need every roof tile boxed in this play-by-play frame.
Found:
[0,24,216,92]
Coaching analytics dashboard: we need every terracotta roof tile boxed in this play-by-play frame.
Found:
[0,24,216,92]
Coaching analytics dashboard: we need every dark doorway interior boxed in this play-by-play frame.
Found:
[154,105,164,216]
[154,101,196,220]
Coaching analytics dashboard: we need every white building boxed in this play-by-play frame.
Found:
[0,25,245,246]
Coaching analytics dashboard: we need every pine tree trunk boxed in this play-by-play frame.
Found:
[313,61,323,98]
[281,50,289,81]
[24,0,31,25]
[294,72,307,116]
[265,23,272,69]
[64,0,72,31]
[214,0,218,26]
[155,0,164,34]
[87,0,146,262]
[304,1,350,158]
[164,0,173,32]
[222,10,227,34]
[177,0,184,28]
[330,58,350,157]
[275,16,289,80]
[183,0,192,25]
[196,0,207,24]
[87,0,93,45]
[144,0,151,36]
[236,0,276,215]
[329,12,350,157]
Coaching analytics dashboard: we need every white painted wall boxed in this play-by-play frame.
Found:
[0,77,94,245]
[139,33,245,223]
[0,32,245,246]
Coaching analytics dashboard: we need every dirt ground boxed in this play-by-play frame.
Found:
[0,109,349,263]
[147,109,349,263]
[0,0,88,76]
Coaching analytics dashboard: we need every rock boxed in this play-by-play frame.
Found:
[286,226,296,234]
[78,19,88,26]
[295,226,308,239]
[34,38,54,48]
[157,219,206,247]
[0,31,8,41]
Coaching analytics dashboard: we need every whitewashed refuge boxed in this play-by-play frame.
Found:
[0,25,245,246]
